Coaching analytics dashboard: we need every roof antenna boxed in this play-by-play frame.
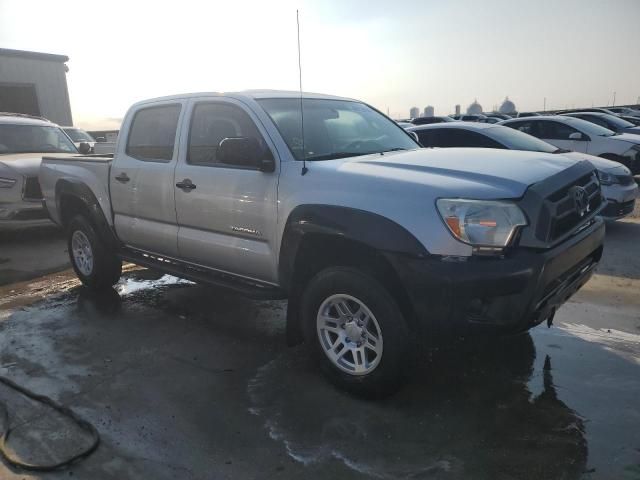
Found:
[297,10,308,176]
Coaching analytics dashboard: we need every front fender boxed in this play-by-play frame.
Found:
[278,204,428,290]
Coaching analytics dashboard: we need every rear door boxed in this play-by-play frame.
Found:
[173,98,279,283]
[110,102,184,256]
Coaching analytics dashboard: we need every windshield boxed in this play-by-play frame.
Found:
[486,125,558,153]
[563,116,616,137]
[0,124,78,154]
[595,114,634,129]
[257,98,418,160]
[64,127,95,142]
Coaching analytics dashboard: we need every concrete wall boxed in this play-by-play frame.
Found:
[0,54,72,125]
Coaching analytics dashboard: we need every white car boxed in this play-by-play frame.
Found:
[501,115,640,175]
[608,107,640,118]
[62,126,96,153]
[409,122,638,220]
[0,113,78,229]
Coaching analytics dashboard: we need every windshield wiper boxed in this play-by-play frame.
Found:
[381,147,407,153]
[304,152,371,161]
[553,148,571,153]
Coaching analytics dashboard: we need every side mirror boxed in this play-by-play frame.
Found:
[78,142,92,154]
[568,132,584,140]
[217,137,275,172]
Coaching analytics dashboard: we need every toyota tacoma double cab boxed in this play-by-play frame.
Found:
[40,91,605,396]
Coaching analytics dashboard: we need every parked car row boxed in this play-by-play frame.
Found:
[407,122,638,220]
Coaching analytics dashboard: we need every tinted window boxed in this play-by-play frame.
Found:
[574,115,609,129]
[432,129,505,148]
[539,121,579,140]
[415,129,436,147]
[507,120,538,136]
[64,128,95,142]
[188,102,265,166]
[485,126,557,153]
[126,104,181,161]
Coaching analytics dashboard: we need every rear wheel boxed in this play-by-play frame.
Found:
[67,215,121,289]
[301,267,411,397]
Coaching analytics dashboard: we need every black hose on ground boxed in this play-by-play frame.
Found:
[0,374,100,471]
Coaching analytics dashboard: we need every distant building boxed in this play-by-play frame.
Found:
[0,48,72,125]
[467,99,483,115]
[499,96,517,115]
[424,106,434,117]
[455,104,461,115]
[409,106,420,118]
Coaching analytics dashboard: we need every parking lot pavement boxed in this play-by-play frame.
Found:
[0,221,638,479]
[0,225,68,286]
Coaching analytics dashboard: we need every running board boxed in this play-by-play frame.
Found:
[119,249,287,300]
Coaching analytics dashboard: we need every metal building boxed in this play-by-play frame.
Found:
[0,48,72,125]
[409,106,420,119]
[423,106,434,117]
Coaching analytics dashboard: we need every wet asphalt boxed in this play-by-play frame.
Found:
[0,223,639,479]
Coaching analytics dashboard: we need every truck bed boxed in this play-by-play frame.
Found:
[40,154,114,226]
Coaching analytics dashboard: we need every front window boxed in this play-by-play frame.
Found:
[562,117,615,137]
[64,128,95,143]
[257,98,418,160]
[486,126,558,153]
[0,124,77,154]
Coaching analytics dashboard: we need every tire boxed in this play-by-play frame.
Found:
[300,266,411,398]
[67,215,122,290]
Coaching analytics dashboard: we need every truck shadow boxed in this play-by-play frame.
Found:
[599,219,640,280]
[248,333,591,480]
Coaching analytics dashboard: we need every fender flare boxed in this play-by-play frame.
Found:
[55,179,119,249]
[278,204,428,291]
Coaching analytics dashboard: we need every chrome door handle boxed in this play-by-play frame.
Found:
[176,179,196,191]
[114,172,130,183]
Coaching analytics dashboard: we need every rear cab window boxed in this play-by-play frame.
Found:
[126,104,182,161]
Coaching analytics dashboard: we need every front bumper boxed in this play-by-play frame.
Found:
[0,201,52,230]
[387,217,605,340]
[601,181,638,219]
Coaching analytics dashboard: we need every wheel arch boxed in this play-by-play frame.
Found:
[279,205,428,343]
[55,179,119,249]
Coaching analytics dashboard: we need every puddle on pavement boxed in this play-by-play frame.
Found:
[248,328,640,480]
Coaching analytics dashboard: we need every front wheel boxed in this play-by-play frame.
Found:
[301,267,411,397]
[67,215,122,289]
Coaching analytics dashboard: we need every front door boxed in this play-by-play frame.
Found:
[174,98,279,283]
[110,102,184,257]
[538,120,590,153]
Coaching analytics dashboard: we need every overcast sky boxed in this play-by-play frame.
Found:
[1,0,639,129]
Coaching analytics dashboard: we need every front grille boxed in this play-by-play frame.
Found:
[23,176,42,200]
[536,172,602,243]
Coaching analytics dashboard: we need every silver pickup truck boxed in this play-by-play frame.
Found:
[40,90,605,396]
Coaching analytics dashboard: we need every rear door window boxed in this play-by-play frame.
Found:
[126,104,182,161]
[540,121,580,140]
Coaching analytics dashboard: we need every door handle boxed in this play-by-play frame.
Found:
[176,179,196,191]
[114,172,130,183]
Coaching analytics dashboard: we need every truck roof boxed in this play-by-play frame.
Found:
[130,90,357,108]
[0,113,57,126]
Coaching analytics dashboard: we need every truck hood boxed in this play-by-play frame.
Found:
[0,153,74,177]
[334,148,580,199]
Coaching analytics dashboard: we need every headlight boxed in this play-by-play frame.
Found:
[596,170,618,186]
[436,199,527,250]
[621,145,640,170]
[0,177,17,188]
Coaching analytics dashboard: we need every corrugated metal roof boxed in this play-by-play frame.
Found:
[0,48,68,63]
